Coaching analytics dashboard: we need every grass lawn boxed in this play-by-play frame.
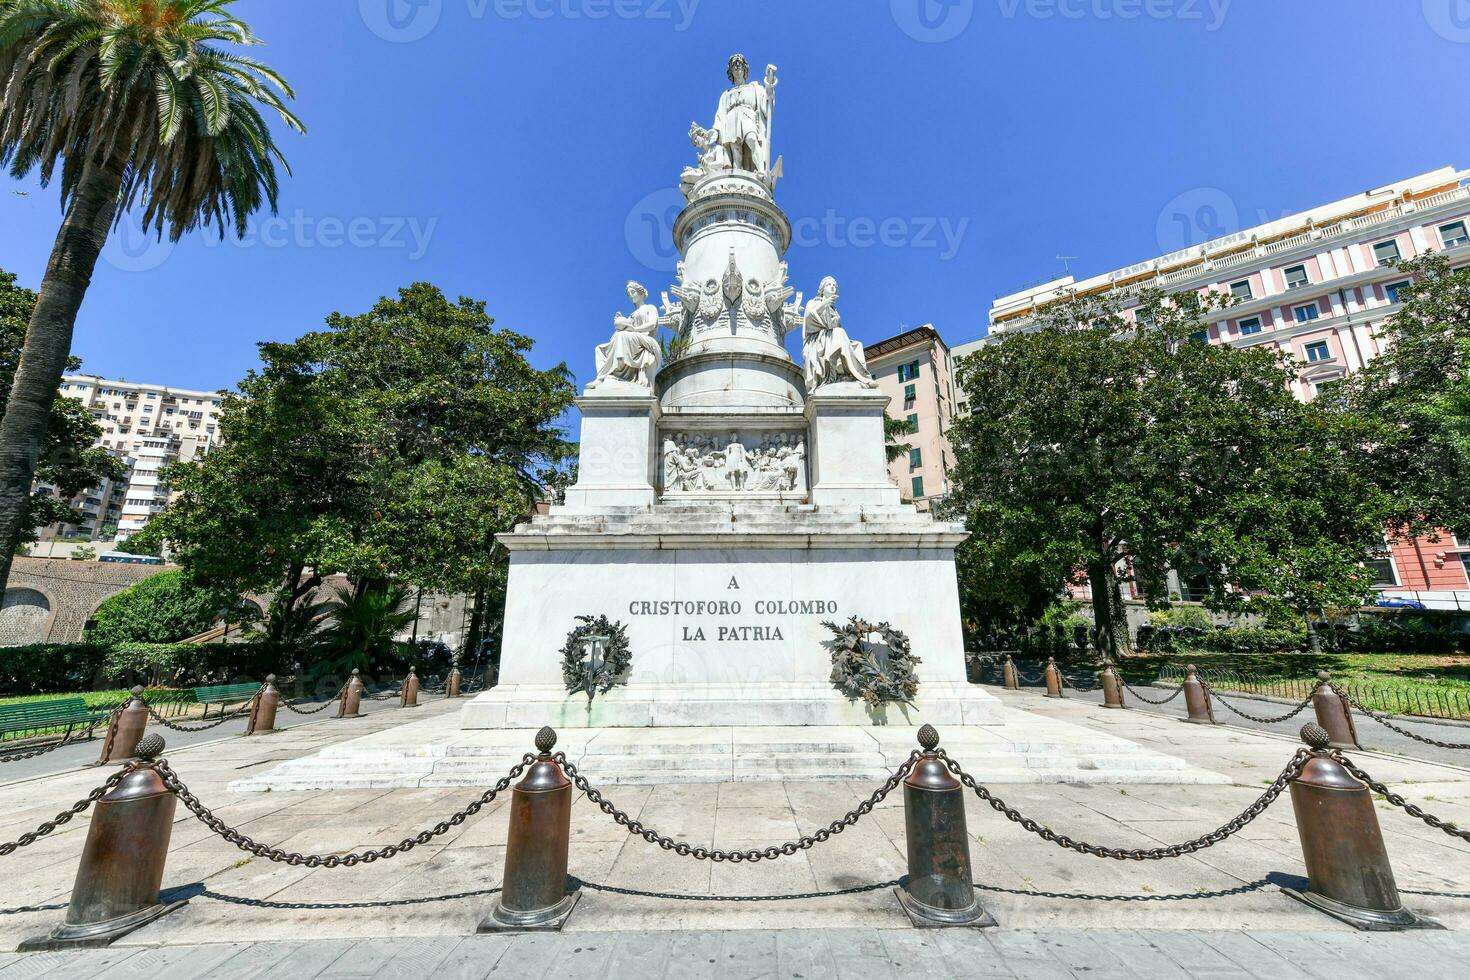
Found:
[1114,651,1470,719]
[0,688,202,743]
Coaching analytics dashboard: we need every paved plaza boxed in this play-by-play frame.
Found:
[2,689,1469,976]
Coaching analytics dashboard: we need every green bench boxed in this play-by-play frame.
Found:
[192,682,261,717]
[0,697,109,742]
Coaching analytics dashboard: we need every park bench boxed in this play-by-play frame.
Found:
[192,682,261,717]
[0,697,109,743]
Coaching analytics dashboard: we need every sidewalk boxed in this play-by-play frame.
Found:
[5,928,1470,979]
[1,688,1467,958]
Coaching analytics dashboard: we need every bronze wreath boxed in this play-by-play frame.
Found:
[823,616,920,707]
[559,615,633,700]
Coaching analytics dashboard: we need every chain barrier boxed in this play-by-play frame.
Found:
[1334,686,1470,750]
[158,755,532,867]
[1120,680,1185,705]
[1059,672,1102,694]
[0,767,132,857]
[146,702,253,733]
[1335,753,1470,843]
[557,750,919,862]
[282,682,347,715]
[362,688,398,701]
[1202,684,1317,725]
[941,749,1310,860]
[0,731,90,764]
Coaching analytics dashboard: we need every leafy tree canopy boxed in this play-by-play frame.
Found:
[85,569,246,646]
[945,286,1391,654]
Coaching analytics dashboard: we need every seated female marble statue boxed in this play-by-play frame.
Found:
[802,276,876,391]
[589,281,662,391]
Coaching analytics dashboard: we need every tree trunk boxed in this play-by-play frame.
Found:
[1304,612,1322,654]
[1087,553,1131,662]
[0,157,124,594]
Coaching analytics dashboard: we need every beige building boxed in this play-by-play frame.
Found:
[44,374,225,543]
[864,325,958,511]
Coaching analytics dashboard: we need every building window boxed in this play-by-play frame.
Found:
[1304,340,1331,363]
[1364,555,1398,588]
[1385,280,1412,304]
[1293,303,1320,323]
[1284,265,1310,290]
[1229,280,1253,302]
[909,447,922,471]
[903,383,916,407]
[1133,309,1155,329]
[1188,330,1208,344]
[911,476,924,498]
[1373,239,1401,266]
[1238,316,1262,336]
[1440,220,1469,248]
[905,413,919,434]
[896,361,921,382]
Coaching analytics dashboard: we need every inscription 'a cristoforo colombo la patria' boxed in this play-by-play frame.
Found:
[627,578,838,642]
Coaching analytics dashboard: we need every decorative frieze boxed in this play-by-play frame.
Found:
[661,430,807,495]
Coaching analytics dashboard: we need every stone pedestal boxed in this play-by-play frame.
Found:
[805,384,903,508]
[561,390,659,510]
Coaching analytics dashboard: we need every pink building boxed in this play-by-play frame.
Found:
[987,166,1470,611]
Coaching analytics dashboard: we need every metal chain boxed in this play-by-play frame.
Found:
[1121,680,1184,705]
[941,748,1310,860]
[146,703,252,732]
[0,731,89,763]
[1334,686,1470,750]
[1060,672,1102,694]
[157,755,533,866]
[283,683,347,715]
[557,750,919,862]
[1203,684,1316,725]
[1335,754,1470,842]
[0,767,132,857]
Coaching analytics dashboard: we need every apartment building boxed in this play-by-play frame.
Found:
[983,165,1470,610]
[45,375,225,542]
[865,325,958,512]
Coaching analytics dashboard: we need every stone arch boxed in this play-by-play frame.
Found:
[0,587,54,646]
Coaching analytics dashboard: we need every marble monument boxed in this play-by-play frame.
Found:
[463,55,998,730]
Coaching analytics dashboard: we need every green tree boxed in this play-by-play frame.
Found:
[314,582,416,675]
[116,519,165,557]
[883,412,911,464]
[85,569,243,645]
[154,283,575,647]
[1,268,122,550]
[0,0,303,593]
[946,287,1387,658]
[1346,254,1470,540]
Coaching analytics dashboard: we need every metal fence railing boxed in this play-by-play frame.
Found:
[1154,664,1470,722]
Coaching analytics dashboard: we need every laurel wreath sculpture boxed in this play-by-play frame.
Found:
[560,615,633,701]
[823,617,921,707]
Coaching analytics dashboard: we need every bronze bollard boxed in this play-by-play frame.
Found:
[481,727,580,932]
[1043,657,1063,698]
[446,666,463,699]
[401,667,421,708]
[98,687,149,765]
[1282,725,1439,930]
[1182,664,1215,724]
[896,725,997,928]
[1101,665,1125,709]
[21,735,186,950]
[1002,656,1019,691]
[247,676,280,735]
[338,669,364,718]
[1311,673,1360,750]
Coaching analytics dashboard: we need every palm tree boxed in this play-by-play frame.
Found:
[0,0,302,590]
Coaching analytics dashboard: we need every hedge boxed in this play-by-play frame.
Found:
[0,642,294,695]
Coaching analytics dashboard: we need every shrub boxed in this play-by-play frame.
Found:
[1147,606,1213,630]
[86,571,250,646]
[0,644,109,695]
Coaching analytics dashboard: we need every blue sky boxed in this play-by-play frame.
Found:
[2,0,1469,393]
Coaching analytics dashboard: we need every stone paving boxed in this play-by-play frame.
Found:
[1,688,1468,973]
[5,929,1470,979]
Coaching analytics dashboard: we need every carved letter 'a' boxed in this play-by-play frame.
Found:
[729,577,740,590]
